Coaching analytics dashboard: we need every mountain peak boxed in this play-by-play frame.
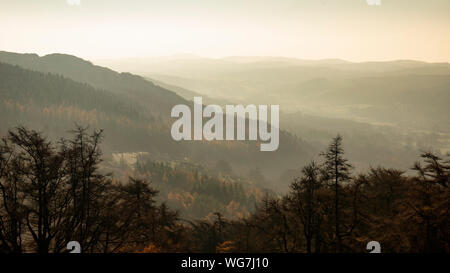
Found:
[41,53,94,66]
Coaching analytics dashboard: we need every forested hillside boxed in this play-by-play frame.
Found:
[133,159,261,219]
[0,56,316,183]
[0,51,185,116]
[0,58,315,221]
[1,51,449,253]
[1,127,448,253]
[1,0,448,257]
[0,62,175,153]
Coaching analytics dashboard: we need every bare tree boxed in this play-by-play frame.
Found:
[289,161,322,253]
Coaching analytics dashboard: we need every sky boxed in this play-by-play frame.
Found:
[1,0,449,62]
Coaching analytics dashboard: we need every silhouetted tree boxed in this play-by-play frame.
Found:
[320,135,352,252]
[0,126,180,253]
[289,161,323,253]
[0,136,24,253]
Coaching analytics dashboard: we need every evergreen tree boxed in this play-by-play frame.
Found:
[320,135,352,252]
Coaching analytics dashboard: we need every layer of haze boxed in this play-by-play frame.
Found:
[1,0,450,62]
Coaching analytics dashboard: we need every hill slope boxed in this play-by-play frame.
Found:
[0,51,186,116]
[0,59,316,190]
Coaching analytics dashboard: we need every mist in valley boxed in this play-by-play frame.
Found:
[1,0,449,253]
[97,55,450,177]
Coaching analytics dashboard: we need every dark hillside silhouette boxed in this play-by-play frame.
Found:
[1,127,448,253]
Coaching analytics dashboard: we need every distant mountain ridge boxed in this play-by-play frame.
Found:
[102,54,449,133]
[0,51,186,116]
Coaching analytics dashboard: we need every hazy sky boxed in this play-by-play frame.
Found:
[1,0,449,62]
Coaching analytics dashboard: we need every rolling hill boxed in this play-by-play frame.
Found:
[0,54,316,190]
